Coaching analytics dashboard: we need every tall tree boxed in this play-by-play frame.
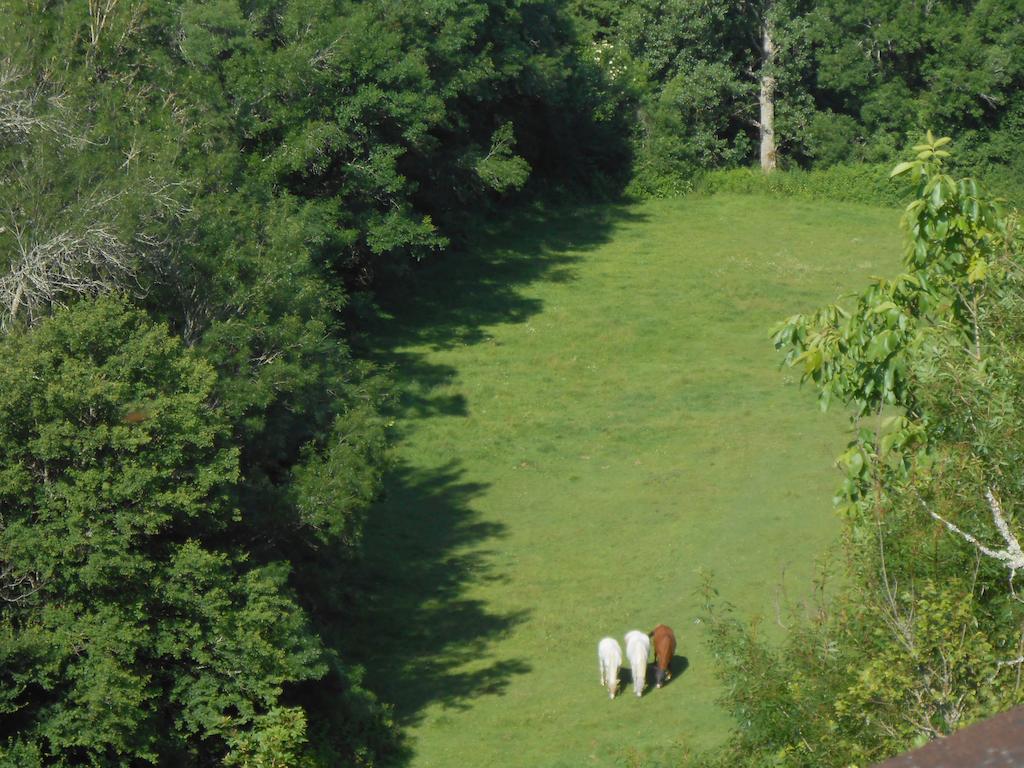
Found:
[0,299,329,765]
[758,5,777,172]
[574,0,815,188]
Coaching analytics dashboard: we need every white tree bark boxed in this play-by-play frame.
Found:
[924,488,1024,577]
[759,18,777,173]
[0,67,187,329]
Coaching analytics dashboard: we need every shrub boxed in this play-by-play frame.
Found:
[695,163,913,207]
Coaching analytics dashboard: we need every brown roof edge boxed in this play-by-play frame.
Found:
[872,706,1024,768]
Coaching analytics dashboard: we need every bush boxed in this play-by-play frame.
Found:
[804,111,862,167]
[694,163,914,207]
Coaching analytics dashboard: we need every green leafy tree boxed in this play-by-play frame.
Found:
[697,137,1024,767]
[0,299,344,765]
[0,61,183,331]
[807,0,1024,175]
[575,0,816,191]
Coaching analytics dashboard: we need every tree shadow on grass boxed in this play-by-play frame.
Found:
[358,201,650,428]
[344,201,648,761]
[345,459,530,735]
[376,201,647,351]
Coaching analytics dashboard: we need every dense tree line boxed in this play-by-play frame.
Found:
[2,0,1024,765]
[0,0,626,764]
[573,0,1024,195]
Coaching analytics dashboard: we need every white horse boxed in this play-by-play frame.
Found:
[597,637,623,699]
[624,630,651,697]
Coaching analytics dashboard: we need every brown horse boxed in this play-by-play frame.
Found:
[649,624,676,688]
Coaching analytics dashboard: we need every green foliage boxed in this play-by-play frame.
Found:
[577,0,827,185]
[628,60,751,196]
[698,137,1024,767]
[810,1,1024,148]
[699,571,1019,767]
[12,0,1024,764]
[611,0,788,189]
[171,0,628,275]
[697,163,912,207]
[834,581,1002,749]
[0,64,183,329]
[577,0,1024,193]
[804,111,863,166]
[773,133,1003,419]
[474,124,533,194]
[224,707,314,768]
[0,299,333,765]
[0,1,630,762]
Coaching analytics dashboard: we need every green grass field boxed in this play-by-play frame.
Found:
[351,195,902,767]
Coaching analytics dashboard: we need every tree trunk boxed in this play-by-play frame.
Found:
[759,18,777,173]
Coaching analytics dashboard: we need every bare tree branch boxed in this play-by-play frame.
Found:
[0,174,186,329]
[0,65,62,141]
[922,489,1024,575]
[0,562,45,604]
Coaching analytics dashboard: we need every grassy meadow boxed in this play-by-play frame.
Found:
[350,195,903,767]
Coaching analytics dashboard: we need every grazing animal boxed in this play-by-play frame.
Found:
[649,624,677,688]
[624,630,651,697]
[597,637,623,699]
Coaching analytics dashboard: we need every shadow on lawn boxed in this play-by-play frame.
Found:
[349,460,530,728]
[360,201,649,427]
[378,201,648,348]
[619,655,690,695]
[345,202,647,761]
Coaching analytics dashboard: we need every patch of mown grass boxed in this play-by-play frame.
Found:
[349,195,901,767]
